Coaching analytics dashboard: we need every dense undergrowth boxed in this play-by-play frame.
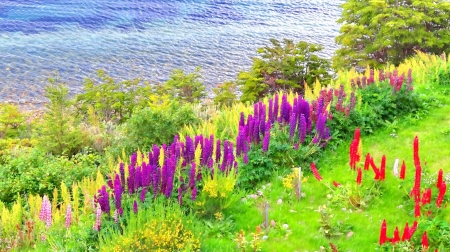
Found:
[0,52,449,251]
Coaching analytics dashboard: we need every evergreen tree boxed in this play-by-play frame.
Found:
[38,77,83,156]
[334,0,450,70]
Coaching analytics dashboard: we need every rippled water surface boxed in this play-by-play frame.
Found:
[0,0,343,103]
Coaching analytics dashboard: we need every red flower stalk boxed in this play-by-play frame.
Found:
[436,181,447,208]
[421,188,432,205]
[380,155,386,181]
[401,222,410,241]
[380,219,387,245]
[400,160,406,180]
[349,128,361,170]
[392,226,400,244]
[356,168,362,185]
[414,201,421,218]
[364,153,371,170]
[370,157,381,180]
[413,136,420,168]
[412,136,422,200]
[333,181,341,187]
[354,127,360,143]
[437,169,443,188]
[310,162,323,181]
[409,221,418,238]
[422,231,429,250]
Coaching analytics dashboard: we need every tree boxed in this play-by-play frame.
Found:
[238,39,332,103]
[333,0,450,70]
[163,67,206,104]
[76,70,152,123]
[0,103,24,139]
[37,77,83,157]
[212,81,238,107]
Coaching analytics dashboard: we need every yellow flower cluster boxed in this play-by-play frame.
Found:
[111,215,200,252]
[214,212,223,221]
[202,171,236,199]
[282,168,307,190]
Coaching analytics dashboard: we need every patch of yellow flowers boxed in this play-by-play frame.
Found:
[202,169,236,199]
[111,214,200,252]
[282,168,308,189]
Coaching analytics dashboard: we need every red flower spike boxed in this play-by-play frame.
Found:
[310,162,323,181]
[380,219,387,245]
[356,168,362,185]
[333,181,341,187]
[421,188,431,205]
[392,226,400,244]
[409,221,418,239]
[380,155,386,181]
[370,157,381,180]
[354,128,360,143]
[422,231,429,249]
[413,136,420,168]
[436,181,447,208]
[401,222,409,241]
[399,160,406,180]
[414,201,421,218]
[437,169,443,188]
[364,153,371,170]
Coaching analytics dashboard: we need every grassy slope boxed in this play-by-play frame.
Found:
[203,87,450,251]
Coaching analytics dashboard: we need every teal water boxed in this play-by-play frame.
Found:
[0,0,343,104]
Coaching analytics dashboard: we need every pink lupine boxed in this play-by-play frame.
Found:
[93,206,101,231]
[39,195,52,228]
[436,181,447,208]
[310,162,323,181]
[65,204,72,229]
[437,169,443,188]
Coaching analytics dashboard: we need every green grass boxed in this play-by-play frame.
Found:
[202,88,450,251]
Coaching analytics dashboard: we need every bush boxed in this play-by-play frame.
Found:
[0,148,101,203]
[114,101,201,155]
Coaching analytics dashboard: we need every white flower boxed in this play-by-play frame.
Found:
[282,224,289,229]
[393,158,399,177]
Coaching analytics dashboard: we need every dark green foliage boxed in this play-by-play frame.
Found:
[238,39,332,103]
[37,77,83,157]
[334,0,450,70]
[213,81,239,108]
[162,67,206,104]
[76,70,152,123]
[0,149,101,203]
[237,126,319,190]
[116,101,200,154]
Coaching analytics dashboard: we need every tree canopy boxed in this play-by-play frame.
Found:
[333,0,450,70]
[238,39,331,103]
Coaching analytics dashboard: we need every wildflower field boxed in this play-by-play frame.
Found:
[0,52,450,251]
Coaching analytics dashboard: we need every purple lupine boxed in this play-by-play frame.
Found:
[107,175,114,190]
[253,118,260,144]
[215,139,221,163]
[259,104,266,138]
[289,112,297,140]
[113,210,119,224]
[97,185,110,215]
[164,173,174,198]
[362,75,367,87]
[236,127,243,156]
[406,69,413,89]
[153,166,160,197]
[268,99,274,123]
[127,165,136,194]
[299,114,307,144]
[133,200,138,214]
[135,166,142,189]
[207,157,214,169]
[192,186,198,201]
[140,187,147,203]
[239,112,245,128]
[243,153,249,164]
[262,130,270,152]
[152,144,160,166]
[119,163,125,189]
[253,103,259,121]
[189,162,196,189]
[142,163,151,187]
[315,113,327,141]
[349,92,356,112]
[113,174,123,215]
[130,152,137,168]
[273,94,279,124]
[185,136,195,163]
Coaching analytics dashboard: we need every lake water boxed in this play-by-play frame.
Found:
[0,0,343,104]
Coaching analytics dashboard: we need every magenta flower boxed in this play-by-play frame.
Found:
[93,206,101,231]
[39,195,52,228]
[133,200,138,214]
[65,204,72,229]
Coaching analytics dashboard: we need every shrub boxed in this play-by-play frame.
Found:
[115,101,200,155]
[162,67,206,104]
[0,103,25,139]
[0,148,101,203]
